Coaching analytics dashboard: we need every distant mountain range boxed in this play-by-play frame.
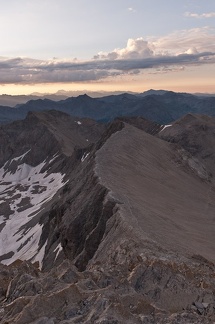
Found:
[0,90,215,125]
[0,90,137,107]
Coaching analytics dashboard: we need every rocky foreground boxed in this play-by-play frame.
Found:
[0,111,215,323]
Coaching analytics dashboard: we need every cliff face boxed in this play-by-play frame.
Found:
[158,113,215,183]
[0,111,106,268]
[0,112,215,323]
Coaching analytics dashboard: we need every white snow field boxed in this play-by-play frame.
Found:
[0,153,66,268]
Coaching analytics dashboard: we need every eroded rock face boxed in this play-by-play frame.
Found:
[0,113,215,323]
[0,111,106,268]
[0,253,214,323]
[158,113,215,182]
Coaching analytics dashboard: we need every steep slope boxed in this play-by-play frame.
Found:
[30,110,106,156]
[0,111,105,268]
[158,113,215,182]
[0,114,215,323]
[116,116,163,135]
[95,123,215,262]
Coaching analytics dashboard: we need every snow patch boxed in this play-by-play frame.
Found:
[49,153,59,164]
[159,124,172,133]
[0,157,66,267]
[9,150,31,164]
[81,152,90,162]
[54,243,63,261]
[75,121,82,125]
[33,239,48,269]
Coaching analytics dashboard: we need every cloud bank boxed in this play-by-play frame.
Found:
[185,12,215,19]
[0,28,214,84]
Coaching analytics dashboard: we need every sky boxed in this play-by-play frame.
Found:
[0,0,215,95]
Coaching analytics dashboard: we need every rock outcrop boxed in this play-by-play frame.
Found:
[0,112,215,323]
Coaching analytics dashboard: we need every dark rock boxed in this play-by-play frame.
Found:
[0,112,215,323]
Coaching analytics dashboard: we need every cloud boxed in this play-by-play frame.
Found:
[95,28,215,58]
[0,58,118,84]
[0,28,214,84]
[149,66,185,75]
[185,12,215,19]
[94,38,154,60]
[128,7,136,13]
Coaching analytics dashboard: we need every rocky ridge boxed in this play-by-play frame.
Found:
[0,111,215,323]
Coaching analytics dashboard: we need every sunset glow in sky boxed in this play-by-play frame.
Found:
[0,0,215,95]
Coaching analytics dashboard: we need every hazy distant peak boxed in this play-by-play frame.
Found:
[140,89,168,96]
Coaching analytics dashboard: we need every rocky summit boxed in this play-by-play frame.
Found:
[0,110,215,323]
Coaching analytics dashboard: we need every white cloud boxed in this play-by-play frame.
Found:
[149,27,215,55]
[94,38,154,60]
[185,12,215,19]
[128,7,136,13]
[94,27,215,59]
[0,28,214,84]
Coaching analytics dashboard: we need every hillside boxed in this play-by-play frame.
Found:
[0,111,214,323]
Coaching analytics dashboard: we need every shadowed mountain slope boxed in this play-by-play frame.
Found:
[0,111,105,268]
[0,113,215,323]
[0,91,215,125]
[158,113,215,183]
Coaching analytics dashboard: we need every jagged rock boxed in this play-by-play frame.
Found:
[0,112,215,323]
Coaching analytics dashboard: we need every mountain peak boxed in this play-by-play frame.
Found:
[77,93,92,99]
[1,111,215,323]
